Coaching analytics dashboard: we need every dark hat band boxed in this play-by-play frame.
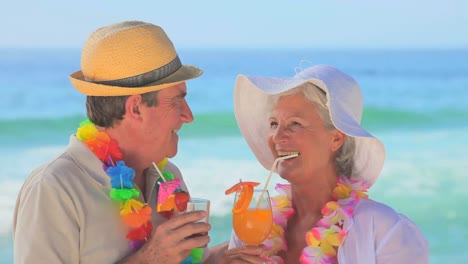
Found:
[90,56,182,87]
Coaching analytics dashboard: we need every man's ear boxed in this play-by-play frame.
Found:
[125,95,142,119]
[330,130,346,152]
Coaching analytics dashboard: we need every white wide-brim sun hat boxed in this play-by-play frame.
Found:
[234,64,385,187]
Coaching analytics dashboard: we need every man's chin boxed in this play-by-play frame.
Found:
[165,147,178,159]
[166,153,177,158]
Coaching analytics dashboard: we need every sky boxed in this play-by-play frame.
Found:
[1,0,467,50]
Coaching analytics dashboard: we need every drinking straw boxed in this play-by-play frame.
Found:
[152,162,167,182]
[262,153,299,191]
[256,153,299,207]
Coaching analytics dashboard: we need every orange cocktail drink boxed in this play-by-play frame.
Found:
[227,185,273,246]
[233,207,273,245]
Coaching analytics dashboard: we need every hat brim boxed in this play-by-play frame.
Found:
[70,65,203,96]
[234,65,385,187]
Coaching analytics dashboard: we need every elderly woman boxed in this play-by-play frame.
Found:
[223,65,429,264]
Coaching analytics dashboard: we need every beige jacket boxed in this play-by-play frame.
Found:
[13,135,206,263]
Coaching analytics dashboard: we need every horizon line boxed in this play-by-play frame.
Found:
[0,46,467,52]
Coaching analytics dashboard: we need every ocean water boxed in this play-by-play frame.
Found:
[1,48,467,263]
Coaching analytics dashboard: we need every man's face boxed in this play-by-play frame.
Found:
[138,82,193,164]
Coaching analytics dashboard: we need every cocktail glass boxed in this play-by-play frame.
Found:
[232,189,273,245]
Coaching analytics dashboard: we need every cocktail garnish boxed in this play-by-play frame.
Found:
[225,181,260,214]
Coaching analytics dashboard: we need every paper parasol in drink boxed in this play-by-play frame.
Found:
[157,178,181,205]
[152,162,190,219]
[157,191,190,220]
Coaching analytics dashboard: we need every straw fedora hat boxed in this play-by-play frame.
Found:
[234,64,386,187]
[70,21,202,96]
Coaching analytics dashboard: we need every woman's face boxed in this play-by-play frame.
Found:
[267,93,342,183]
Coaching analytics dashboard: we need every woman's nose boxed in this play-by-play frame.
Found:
[271,125,289,143]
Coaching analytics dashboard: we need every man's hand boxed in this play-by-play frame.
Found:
[118,210,211,264]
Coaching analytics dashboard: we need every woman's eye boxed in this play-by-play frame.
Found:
[287,121,304,132]
[291,121,302,127]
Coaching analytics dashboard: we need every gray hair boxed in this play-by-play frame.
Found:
[86,90,159,128]
[269,82,356,178]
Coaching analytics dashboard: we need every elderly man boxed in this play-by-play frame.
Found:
[13,21,232,264]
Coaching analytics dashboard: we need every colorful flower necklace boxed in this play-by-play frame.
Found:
[263,177,369,264]
[76,119,203,263]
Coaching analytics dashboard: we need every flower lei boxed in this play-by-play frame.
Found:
[76,120,203,263]
[263,177,369,264]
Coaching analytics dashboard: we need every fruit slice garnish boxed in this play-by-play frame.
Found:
[225,181,260,214]
[225,181,260,195]
[232,184,254,214]
[174,192,189,212]
[157,193,175,212]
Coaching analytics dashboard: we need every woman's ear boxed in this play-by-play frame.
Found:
[330,130,346,152]
[125,95,142,120]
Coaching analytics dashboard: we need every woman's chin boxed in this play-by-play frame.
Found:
[278,170,294,182]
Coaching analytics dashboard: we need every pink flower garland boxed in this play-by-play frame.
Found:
[263,177,369,264]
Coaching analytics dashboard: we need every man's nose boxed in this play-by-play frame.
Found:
[181,99,194,123]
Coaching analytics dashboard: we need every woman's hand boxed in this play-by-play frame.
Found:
[219,245,266,264]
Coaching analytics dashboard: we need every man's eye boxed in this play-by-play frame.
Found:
[270,121,278,128]
[170,97,183,107]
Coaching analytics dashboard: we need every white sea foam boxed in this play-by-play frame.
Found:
[0,145,65,180]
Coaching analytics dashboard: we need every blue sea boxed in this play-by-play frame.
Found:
[0,48,467,263]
